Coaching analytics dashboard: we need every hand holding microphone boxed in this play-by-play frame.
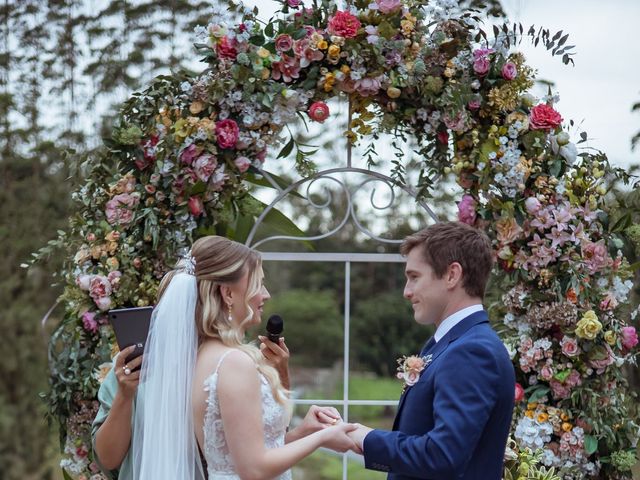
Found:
[259,314,290,389]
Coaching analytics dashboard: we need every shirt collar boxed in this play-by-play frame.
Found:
[434,304,484,343]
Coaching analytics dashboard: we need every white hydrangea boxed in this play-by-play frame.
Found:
[514,416,553,450]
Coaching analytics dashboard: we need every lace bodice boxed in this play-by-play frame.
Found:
[202,350,292,480]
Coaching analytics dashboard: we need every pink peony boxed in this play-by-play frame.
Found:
[82,311,98,333]
[473,48,494,59]
[550,379,571,399]
[215,119,240,149]
[105,193,139,226]
[287,0,302,7]
[234,156,251,173]
[589,344,615,372]
[188,196,204,217]
[354,76,381,97]
[501,62,517,80]
[271,55,301,83]
[308,101,330,122]
[457,194,477,225]
[89,275,112,300]
[327,11,361,38]
[560,336,580,357]
[275,34,294,52]
[529,104,563,131]
[377,0,402,14]
[95,296,112,312]
[514,383,525,402]
[581,239,610,274]
[194,154,218,182]
[621,326,639,350]
[216,36,238,61]
[473,56,490,76]
[180,144,200,165]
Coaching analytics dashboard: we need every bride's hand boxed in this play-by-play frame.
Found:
[286,405,342,443]
[320,422,360,453]
[258,335,290,389]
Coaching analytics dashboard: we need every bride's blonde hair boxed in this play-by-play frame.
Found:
[158,235,288,404]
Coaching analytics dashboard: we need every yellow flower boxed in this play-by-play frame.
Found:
[537,413,549,423]
[575,310,602,340]
[524,410,534,419]
[340,64,351,75]
[328,45,340,56]
[261,68,270,80]
[562,422,573,432]
[257,47,270,59]
[560,412,569,422]
[527,402,538,410]
[189,101,204,115]
[604,330,617,346]
[317,39,328,50]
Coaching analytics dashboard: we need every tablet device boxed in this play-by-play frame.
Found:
[108,306,154,368]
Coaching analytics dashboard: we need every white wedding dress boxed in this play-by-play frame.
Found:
[202,350,292,479]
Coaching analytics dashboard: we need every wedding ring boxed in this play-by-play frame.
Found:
[123,366,131,376]
[331,418,338,424]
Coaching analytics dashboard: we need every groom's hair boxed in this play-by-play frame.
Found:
[401,221,493,298]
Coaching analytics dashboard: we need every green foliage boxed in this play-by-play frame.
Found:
[351,292,431,376]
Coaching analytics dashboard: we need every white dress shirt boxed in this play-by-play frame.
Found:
[434,304,484,343]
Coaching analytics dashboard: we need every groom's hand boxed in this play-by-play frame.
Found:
[347,423,373,454]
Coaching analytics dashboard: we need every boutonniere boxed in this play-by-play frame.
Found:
[396,354,433,392]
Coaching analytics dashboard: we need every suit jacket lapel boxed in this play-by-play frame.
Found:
[392,310,490,430]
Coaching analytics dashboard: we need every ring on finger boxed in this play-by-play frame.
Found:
[123,365,132,376]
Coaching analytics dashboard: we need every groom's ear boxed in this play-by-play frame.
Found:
[445,262,464,289]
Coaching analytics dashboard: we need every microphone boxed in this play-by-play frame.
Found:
[266,314,284,343]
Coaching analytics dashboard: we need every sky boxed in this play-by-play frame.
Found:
[241,0,640,172]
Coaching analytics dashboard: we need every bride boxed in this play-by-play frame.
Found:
[94,235,357,479]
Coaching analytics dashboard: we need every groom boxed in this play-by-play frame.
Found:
[349,222,515,479]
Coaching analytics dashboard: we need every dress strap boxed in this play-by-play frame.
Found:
[213,349,239,376]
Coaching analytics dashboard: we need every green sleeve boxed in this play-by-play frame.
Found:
[91,366,119,479]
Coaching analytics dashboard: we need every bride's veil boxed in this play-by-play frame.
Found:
[131,271,205,479]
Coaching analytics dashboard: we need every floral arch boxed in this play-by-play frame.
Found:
[44,0,639,478]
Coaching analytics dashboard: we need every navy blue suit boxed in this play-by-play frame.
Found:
[363,310,515,479]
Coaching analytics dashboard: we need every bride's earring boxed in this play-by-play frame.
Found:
[227,303,233,323]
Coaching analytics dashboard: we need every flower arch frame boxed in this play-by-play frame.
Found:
[42,0,639,478]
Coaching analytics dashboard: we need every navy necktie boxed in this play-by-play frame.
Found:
[420,336,436,356]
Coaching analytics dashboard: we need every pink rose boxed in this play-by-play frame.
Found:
[234,156,251,173]
[89,275,112,300]
[468,99,481,110]
[105,193,140,226]
[354,76,381,97]
[327,11,361,38]
[107,271,122,288]
[308,101,330,122]
[215,119,240,149]
[589,344,615,372]
[216,36,237,61]
[377,0,402,14]
[581,239,610,274]
[529,104,563,131]
[76,274,93,291]
[271,55,301,83]
[457,194,477,225]
[405,356,424,371]
[560,336,580,357]
[473,48,494,59]
[539,365,554,381]
[287,0,301,7]
[600,293,618,311]
[524,197,542,215]
[473,56,490,76]
[404,371,419,386]
[550,379,571,399]
[275,34,293,52]
[194,154,218,182]
[82,311,98,333]
[501,62,517,80]
[621,326,639,350]
[95,296,112,312]
[180,144,200,165]
[514,383,525,403]
[188,196,204,217]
